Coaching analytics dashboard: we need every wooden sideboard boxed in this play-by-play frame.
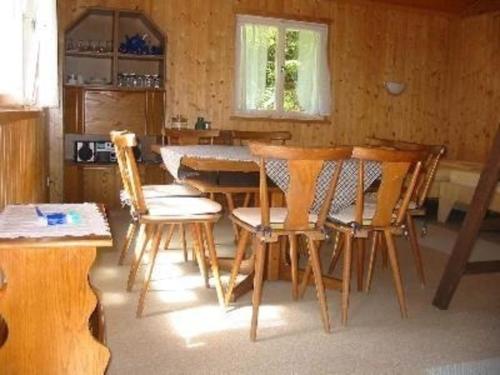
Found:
[64,87,165,135]
[0,110,48,210]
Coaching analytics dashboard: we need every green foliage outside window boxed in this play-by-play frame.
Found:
[258,29,303,112]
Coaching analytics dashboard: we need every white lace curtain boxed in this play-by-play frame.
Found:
[0,0,58,107]
[235,15,331,117]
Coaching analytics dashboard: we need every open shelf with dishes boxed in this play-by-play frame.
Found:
[64,8,165,89]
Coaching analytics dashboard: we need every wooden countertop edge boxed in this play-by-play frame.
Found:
[0,108,43,123]
[0,235,113,249]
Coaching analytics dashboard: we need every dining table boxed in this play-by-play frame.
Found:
[151,144,381,300]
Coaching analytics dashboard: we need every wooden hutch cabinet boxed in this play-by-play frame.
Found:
[63,8,168,208]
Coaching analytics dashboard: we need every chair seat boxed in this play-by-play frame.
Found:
[329,203,376,225]
[120,184,201,204]
[365,193,417,210]
[232,207,318,229]
[147,197,222,216]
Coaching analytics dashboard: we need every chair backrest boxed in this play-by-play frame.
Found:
[249,142,352,231]
[111,131,147,215]
[231,130,292,146]
[365,137,446,207]
[163,129,220,145]
[352,146,426,227]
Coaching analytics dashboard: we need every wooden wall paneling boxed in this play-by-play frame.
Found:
[448,13,500,161]
[145,90,165,134]
[0,111,48,210]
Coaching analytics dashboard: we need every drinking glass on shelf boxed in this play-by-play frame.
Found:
[130,73,138,88]
[137,75,144,88]
[77,40,86,52]
[144,74,152,88]
[152,75,161,88]
[66,39,74,51]
[98,40,106,53]
[105,40,113,53]
[89,40,98,52]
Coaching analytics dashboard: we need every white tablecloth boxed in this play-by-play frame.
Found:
[160,145,381,217]
[0,203,111,239]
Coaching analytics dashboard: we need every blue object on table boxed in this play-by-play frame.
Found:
[35,207,67,226]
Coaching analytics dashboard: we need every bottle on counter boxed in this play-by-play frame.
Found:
[195,117,205,130]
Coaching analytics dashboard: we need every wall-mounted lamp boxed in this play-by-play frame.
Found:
[384,81,406,96]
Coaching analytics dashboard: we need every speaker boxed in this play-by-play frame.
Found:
[74,141,95,163]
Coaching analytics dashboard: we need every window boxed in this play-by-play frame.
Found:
[235,15,331,120]
[0,0,58,107]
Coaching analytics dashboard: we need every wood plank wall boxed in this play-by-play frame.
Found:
[447,13,500,162]
[0,111,48,210]
[51,0,499,200]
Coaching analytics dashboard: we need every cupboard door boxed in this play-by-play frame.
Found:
[84,90,147,135]
[63,87,84,133]
[145,90,165,135]
[64,164,83,203]
[82,166,121,208]
[144,163,171,185]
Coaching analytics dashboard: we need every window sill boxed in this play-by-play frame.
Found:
[230,114,331,124]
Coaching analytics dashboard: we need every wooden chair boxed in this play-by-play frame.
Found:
[163,129,220,145]
[225,142,352,341]
[113,131,226,317]
[363,137,446,285]
[230,130,292,145]
[111,130,201,265]
[325,147,425,325]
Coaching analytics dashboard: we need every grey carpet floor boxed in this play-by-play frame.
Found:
[92,208,500,375]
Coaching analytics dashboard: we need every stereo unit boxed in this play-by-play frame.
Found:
[74,140,141,163]
[95,141,116,163]
[74,141,95,163]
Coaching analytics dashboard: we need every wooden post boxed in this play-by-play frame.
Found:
[433,126,500,310]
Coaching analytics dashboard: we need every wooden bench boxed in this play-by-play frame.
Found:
[432,160,500,222]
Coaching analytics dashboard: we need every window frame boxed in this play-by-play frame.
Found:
[234,14,332,121]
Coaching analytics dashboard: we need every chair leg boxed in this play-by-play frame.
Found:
[356,238,366,292]
[159,224,175,252]
[380,234,388,269]
[406,213,426,287]
[298,260,312,299]
[250,239,266,341]
[289,234,299,300]
[136,224,164,318]
[243,192,251,207]
[384,229,408,318]
[127,223,149,291]
[307,237,331,333]
[225,229,250,305]
[191,223,209,288]
[180,224,188,262]
[225,193,240,242]
[202,222,226,307]
[341,234,353,326]
[328,231,344,274]
[365,231,380,292]
[118,220,137,265]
